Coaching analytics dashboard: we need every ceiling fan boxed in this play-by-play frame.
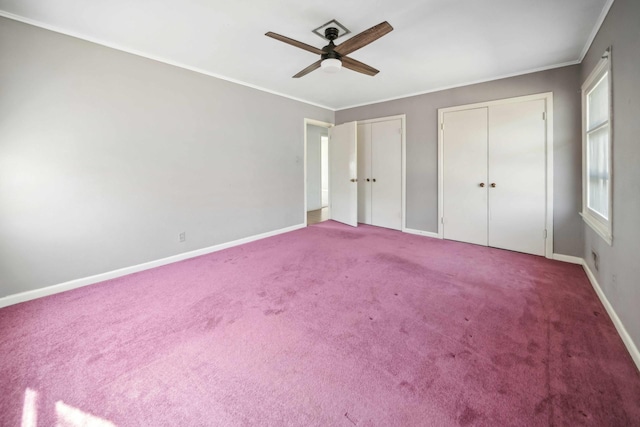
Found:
[265,21,393,78]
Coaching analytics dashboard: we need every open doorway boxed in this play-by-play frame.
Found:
[305,119,332,225]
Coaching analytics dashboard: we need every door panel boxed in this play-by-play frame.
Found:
[443,108,488,246]
[488,100,546,256]
[357,123,372,224]
[329,122,358,227]
[371,119,402,230]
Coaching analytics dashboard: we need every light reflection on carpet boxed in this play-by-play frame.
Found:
[20,388,116,427]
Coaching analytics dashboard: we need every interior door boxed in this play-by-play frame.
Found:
[329,122,358,227]
[488,100,547,256]
[357,123,372,224]
[371,119,402,230]
[442,108,488,245]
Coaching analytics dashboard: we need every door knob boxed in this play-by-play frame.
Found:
[372,178,377,182]
[366,178,370,182]
[490,183,496,188]
[479,183,485,187]
[350,178,357,182]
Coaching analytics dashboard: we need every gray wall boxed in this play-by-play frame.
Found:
[580,0,640,351]
[306,125,327,211]
[336,65,583,257]
[0,17,333,297]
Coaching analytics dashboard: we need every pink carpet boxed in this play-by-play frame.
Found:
[1,220,639,426]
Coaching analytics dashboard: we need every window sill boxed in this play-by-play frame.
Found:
[580,211,612,246]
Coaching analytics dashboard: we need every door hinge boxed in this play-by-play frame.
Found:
[542,112,546,120]
[440,122,444,130]
[441,217,445,224]
[543,229,547,238]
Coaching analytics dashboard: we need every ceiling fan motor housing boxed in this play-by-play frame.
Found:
[322,27,341,61]
[324,27,340,41]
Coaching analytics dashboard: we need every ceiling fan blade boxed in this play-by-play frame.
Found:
[334,21,393,56]
[265,32,324,55]
[293,60,322,78]
[341,56,379,76]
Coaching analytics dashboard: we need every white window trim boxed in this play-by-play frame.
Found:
[581,49,613,245]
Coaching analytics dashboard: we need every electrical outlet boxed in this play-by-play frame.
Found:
[179,232,186,242]
[591,249,599,271]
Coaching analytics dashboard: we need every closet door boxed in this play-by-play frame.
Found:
[357,123,372,224]
[488,100,546,256]
[442,108,488,245]
[371,119,402,230]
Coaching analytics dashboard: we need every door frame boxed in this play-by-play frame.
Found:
[357,114,407,231]
[304,118,334,226]
[437,92,554,258]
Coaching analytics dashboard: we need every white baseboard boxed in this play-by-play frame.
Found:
[551,253,584,264]
[0,223,306,309]
[403,228,441,239]
[582,261,640,371]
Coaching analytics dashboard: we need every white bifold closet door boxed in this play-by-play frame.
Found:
[357,119,402,230]
[442,99,547,256]
[442,108,489,246]
[329,121,358,227]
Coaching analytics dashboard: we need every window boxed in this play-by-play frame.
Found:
[582,48,612,244]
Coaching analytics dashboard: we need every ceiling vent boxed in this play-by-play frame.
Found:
[312,19,350,40]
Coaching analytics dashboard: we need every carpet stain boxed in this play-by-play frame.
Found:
[205,316,223,330]
[325,229,364,240]
[534,394,553,414]
[374,253,430,276]
[398,380,417,394]
[492,352,535,368]
[87,353,104,364]
[456,350,472,360]
[190,294,232,317]
[459,405,480,426]
[551,320,564,332]
[518,305,538,327]
[264,308,286,316]
[414,362,441,395]
[527,340,541,353]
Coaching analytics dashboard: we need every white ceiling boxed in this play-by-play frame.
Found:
[0,0,612,110]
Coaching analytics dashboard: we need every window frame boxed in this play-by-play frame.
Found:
[581,49,613,245]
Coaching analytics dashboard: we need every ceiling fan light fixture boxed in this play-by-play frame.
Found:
[321,58,342,73]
